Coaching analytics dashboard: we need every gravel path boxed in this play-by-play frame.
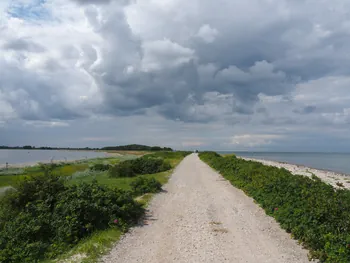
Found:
[103,154,310,263]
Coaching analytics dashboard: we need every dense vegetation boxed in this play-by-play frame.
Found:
[90,163,111,171]
[107,151,191,178]
[0,151,190,262]
[101,144,173,151]
[0,155,137,188]
[0,173,143,263]
[199,152,350,262]
[131,177,162,196]
[109,157,171,178]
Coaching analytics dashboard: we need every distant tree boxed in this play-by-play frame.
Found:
[23,145,33,149]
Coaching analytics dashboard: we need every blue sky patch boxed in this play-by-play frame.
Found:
[8,0,51,21]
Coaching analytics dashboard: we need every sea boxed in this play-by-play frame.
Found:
[218,152,350,175]
[0,149,107,167]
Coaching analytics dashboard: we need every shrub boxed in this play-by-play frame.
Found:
[199,152,350,262]
[109,157,171,178]
[0,174,144,263]
[131,177,162,196]
[70,169,105,180]
[90,163,111,172]
[142,151,191,160]
[109,161,135,178]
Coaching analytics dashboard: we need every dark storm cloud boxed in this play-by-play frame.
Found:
[79,0,346,123]
[76,1,296,122]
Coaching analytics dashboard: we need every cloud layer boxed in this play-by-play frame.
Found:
[1,0,350,150]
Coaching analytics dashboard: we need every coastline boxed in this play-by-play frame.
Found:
[240,157,350,190]
[0,154,117,170]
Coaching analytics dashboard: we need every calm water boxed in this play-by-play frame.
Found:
[0,150,107,166]
[219,152,350,175]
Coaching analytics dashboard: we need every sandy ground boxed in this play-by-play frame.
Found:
[103,154,310,263]
[241,157,350,190]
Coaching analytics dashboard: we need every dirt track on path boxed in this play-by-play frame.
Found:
[103,154,310,263]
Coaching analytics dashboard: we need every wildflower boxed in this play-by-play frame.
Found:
[274,208,278,211]
[113,219,118,224]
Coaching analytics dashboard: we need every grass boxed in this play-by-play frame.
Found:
[43,228,123,263]
[136,193,155,207]
[0,174,26,188]
[0,155,138,189]
[67,154,182,191]
[67,165,174,191]
[54,164,89,176]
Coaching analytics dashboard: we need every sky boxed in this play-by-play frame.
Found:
[1,0,350,151]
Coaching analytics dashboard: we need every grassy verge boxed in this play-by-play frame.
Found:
[41,152,187,263]
[199,152,350,263]
[42,228,123,263]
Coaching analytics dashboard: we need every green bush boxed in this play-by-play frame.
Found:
[142,151,191,160]
[199,152,350,262]
[109,157,171,178]
[109,161,135,178]
[131,177,162,196]
[90,163,111,171]
[0,174,144,263]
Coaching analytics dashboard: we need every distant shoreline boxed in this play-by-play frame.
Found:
[0,152,117,170]
[239,157,350,190]
[0,149,101,151]
[238,155,350,176]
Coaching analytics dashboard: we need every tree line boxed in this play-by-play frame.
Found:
[0,144,173,151]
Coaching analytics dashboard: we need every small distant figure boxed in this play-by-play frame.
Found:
[5,162,8,170]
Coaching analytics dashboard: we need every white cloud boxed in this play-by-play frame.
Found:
[230,134,283,147]
[141,38,195,71]
[196,24,218,43]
